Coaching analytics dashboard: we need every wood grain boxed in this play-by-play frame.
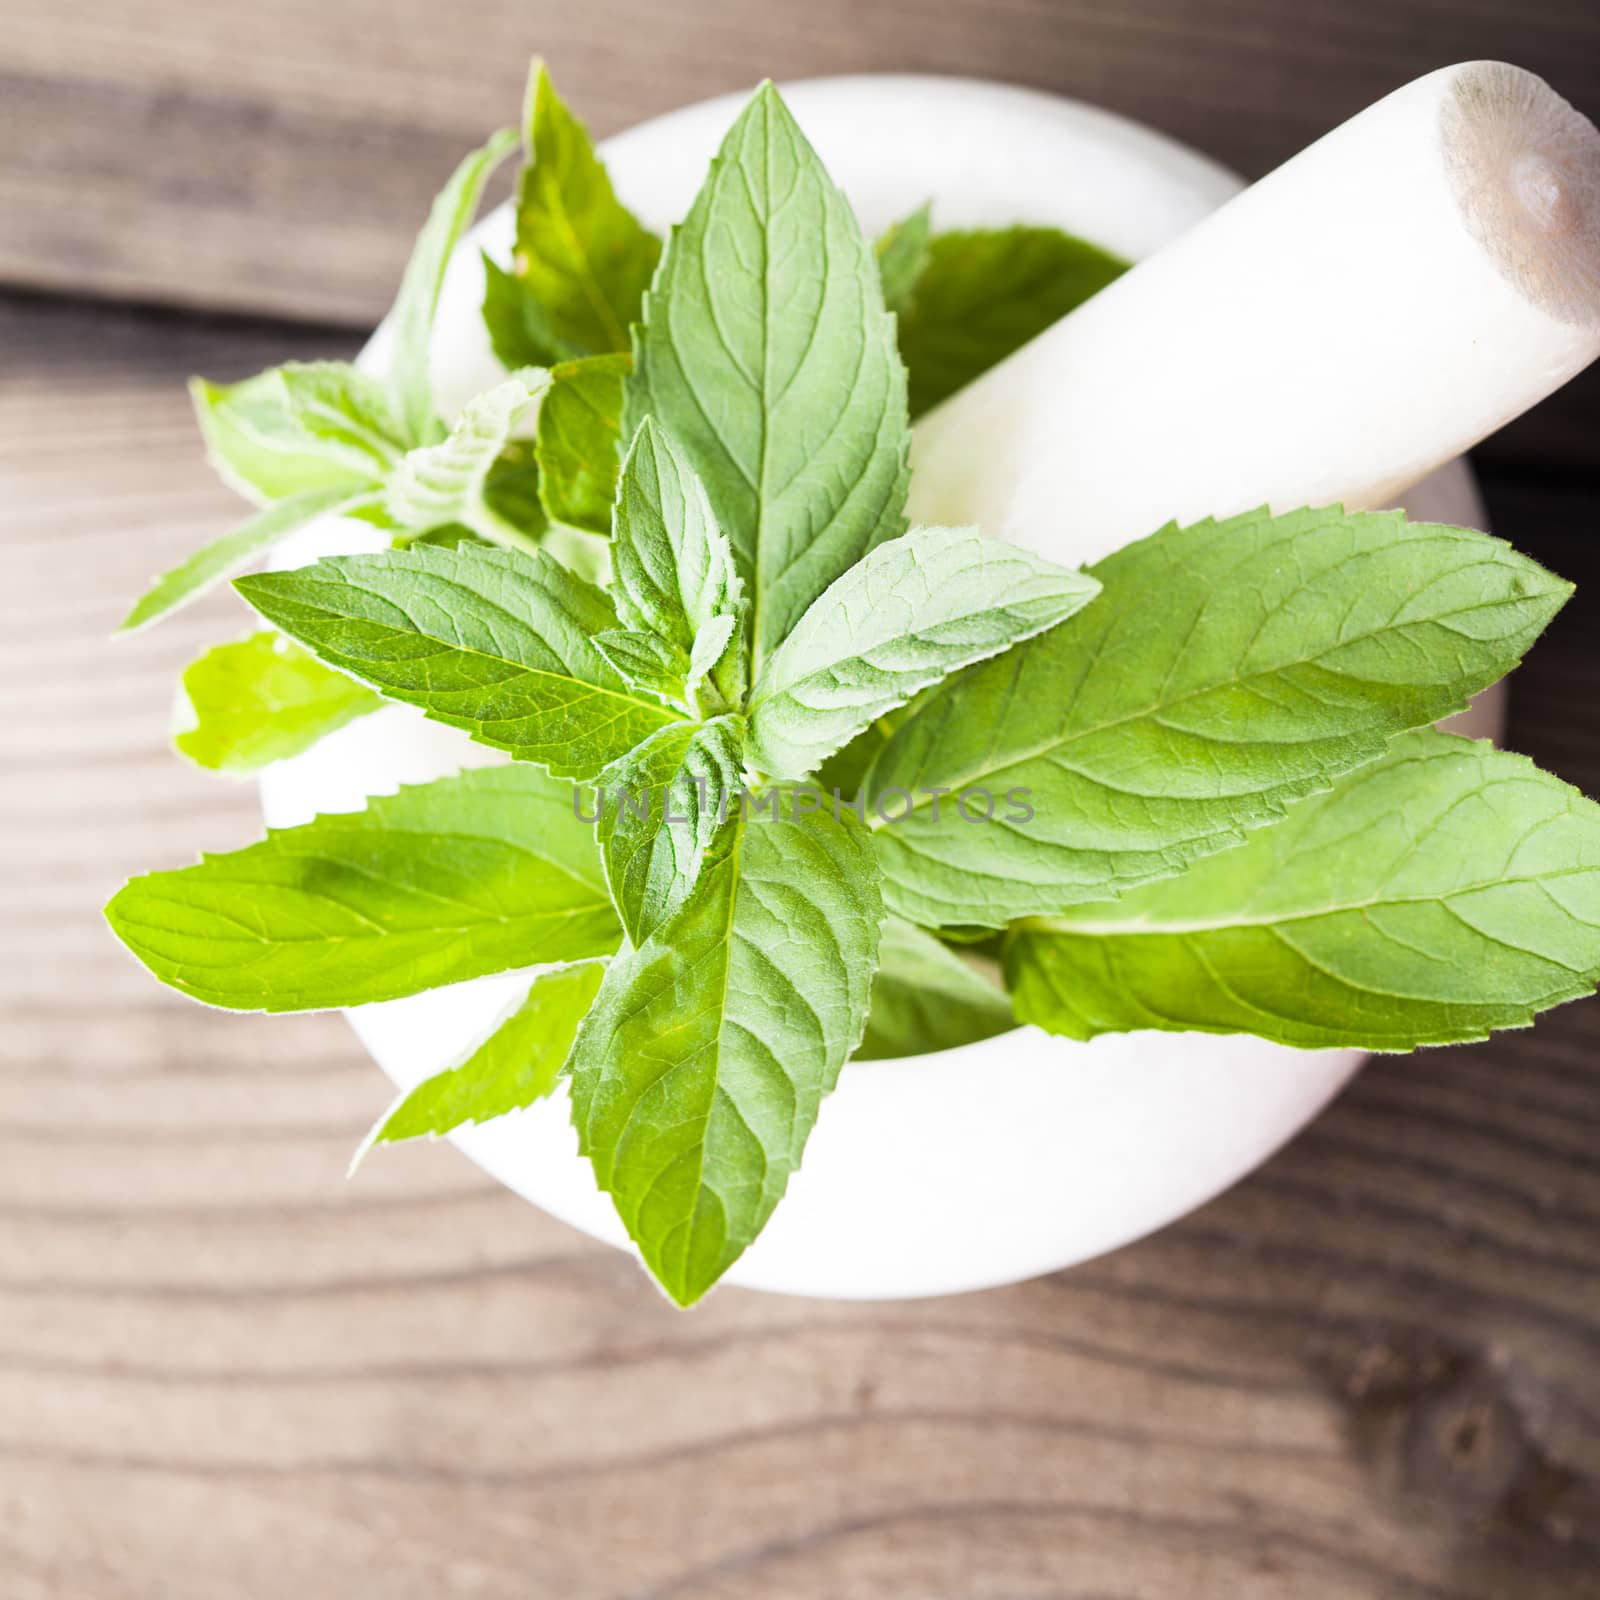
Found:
[5,0,1600,471]
[3,293,1598,1597]
[0,0,1595,305]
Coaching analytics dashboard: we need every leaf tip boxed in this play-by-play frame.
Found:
[113,591,161,637]
[346,1121,386,1178]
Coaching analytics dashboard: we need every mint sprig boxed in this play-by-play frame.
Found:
[624,82,911,672]
[608,417,746,714]
[119,128,517,634]
[569,800,883,1306]
[385,369,551,550]
[107,67,1600,1310]
[863,506,1571,928]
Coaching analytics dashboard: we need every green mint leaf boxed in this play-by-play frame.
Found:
[509,61,661,357]
[1007,730,1600,1050]
[480,439,548,542]
[592,620,744,720]
[173,632,382,775]
[596,715,746,946]
[235,543,683,778]
[481,251,564,370]
[625,82,911,671]
[390,127,518,442]
[191,363,408,504]
[897,226,1127,417]
[746,525,1099,779]
[358,959,606,1156]
[569,799,882,1304]
[535,354,629,534]
[119,484,375,635]
[264,363,410,473]
[875,204,932,314]
[591,628,690,705]
[611,417,746,709]
[856,916,1014,1060]
[813,698,925,802]
[864,507,1572,928]
[104,765,619,1012]
[386,369,551,550]
[685,613,740,716]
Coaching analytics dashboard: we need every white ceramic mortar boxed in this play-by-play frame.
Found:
[259,76,1497,1300]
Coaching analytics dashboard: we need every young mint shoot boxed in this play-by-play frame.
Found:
[107,62,1599,1307]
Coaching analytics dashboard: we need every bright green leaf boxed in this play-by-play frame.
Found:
[746,524,1099,778]
[596,715,745,945]
[864,507,1572,929]
[625,82,910,671]
[190,363,408,504]
[1007,730,1600,1050]
[235,543,683,778]
[119,484,375,635]
[536,353,629,534]
[359,959,607,1154]
[856,917,1014,1060]
[509,61,661,357]
[104,764,619,1012]
[173,632,382,774]
[569,800,882,1305]
[897,225,1127,417]
[390,127,518,442]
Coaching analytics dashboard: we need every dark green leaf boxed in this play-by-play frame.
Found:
[897,226,1127,417]
[536,353,629,534]
[856,917,1014,1060]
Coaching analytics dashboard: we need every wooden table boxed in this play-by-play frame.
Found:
[3,4,1598,1594]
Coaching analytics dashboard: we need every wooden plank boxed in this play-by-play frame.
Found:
[5,0,1600,469]
[2,0,1598,325]
[3,293,1599,1597]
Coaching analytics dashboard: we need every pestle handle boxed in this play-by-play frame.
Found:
[907,63,1600,564]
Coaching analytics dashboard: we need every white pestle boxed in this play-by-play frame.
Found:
[907,62,1600,563]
